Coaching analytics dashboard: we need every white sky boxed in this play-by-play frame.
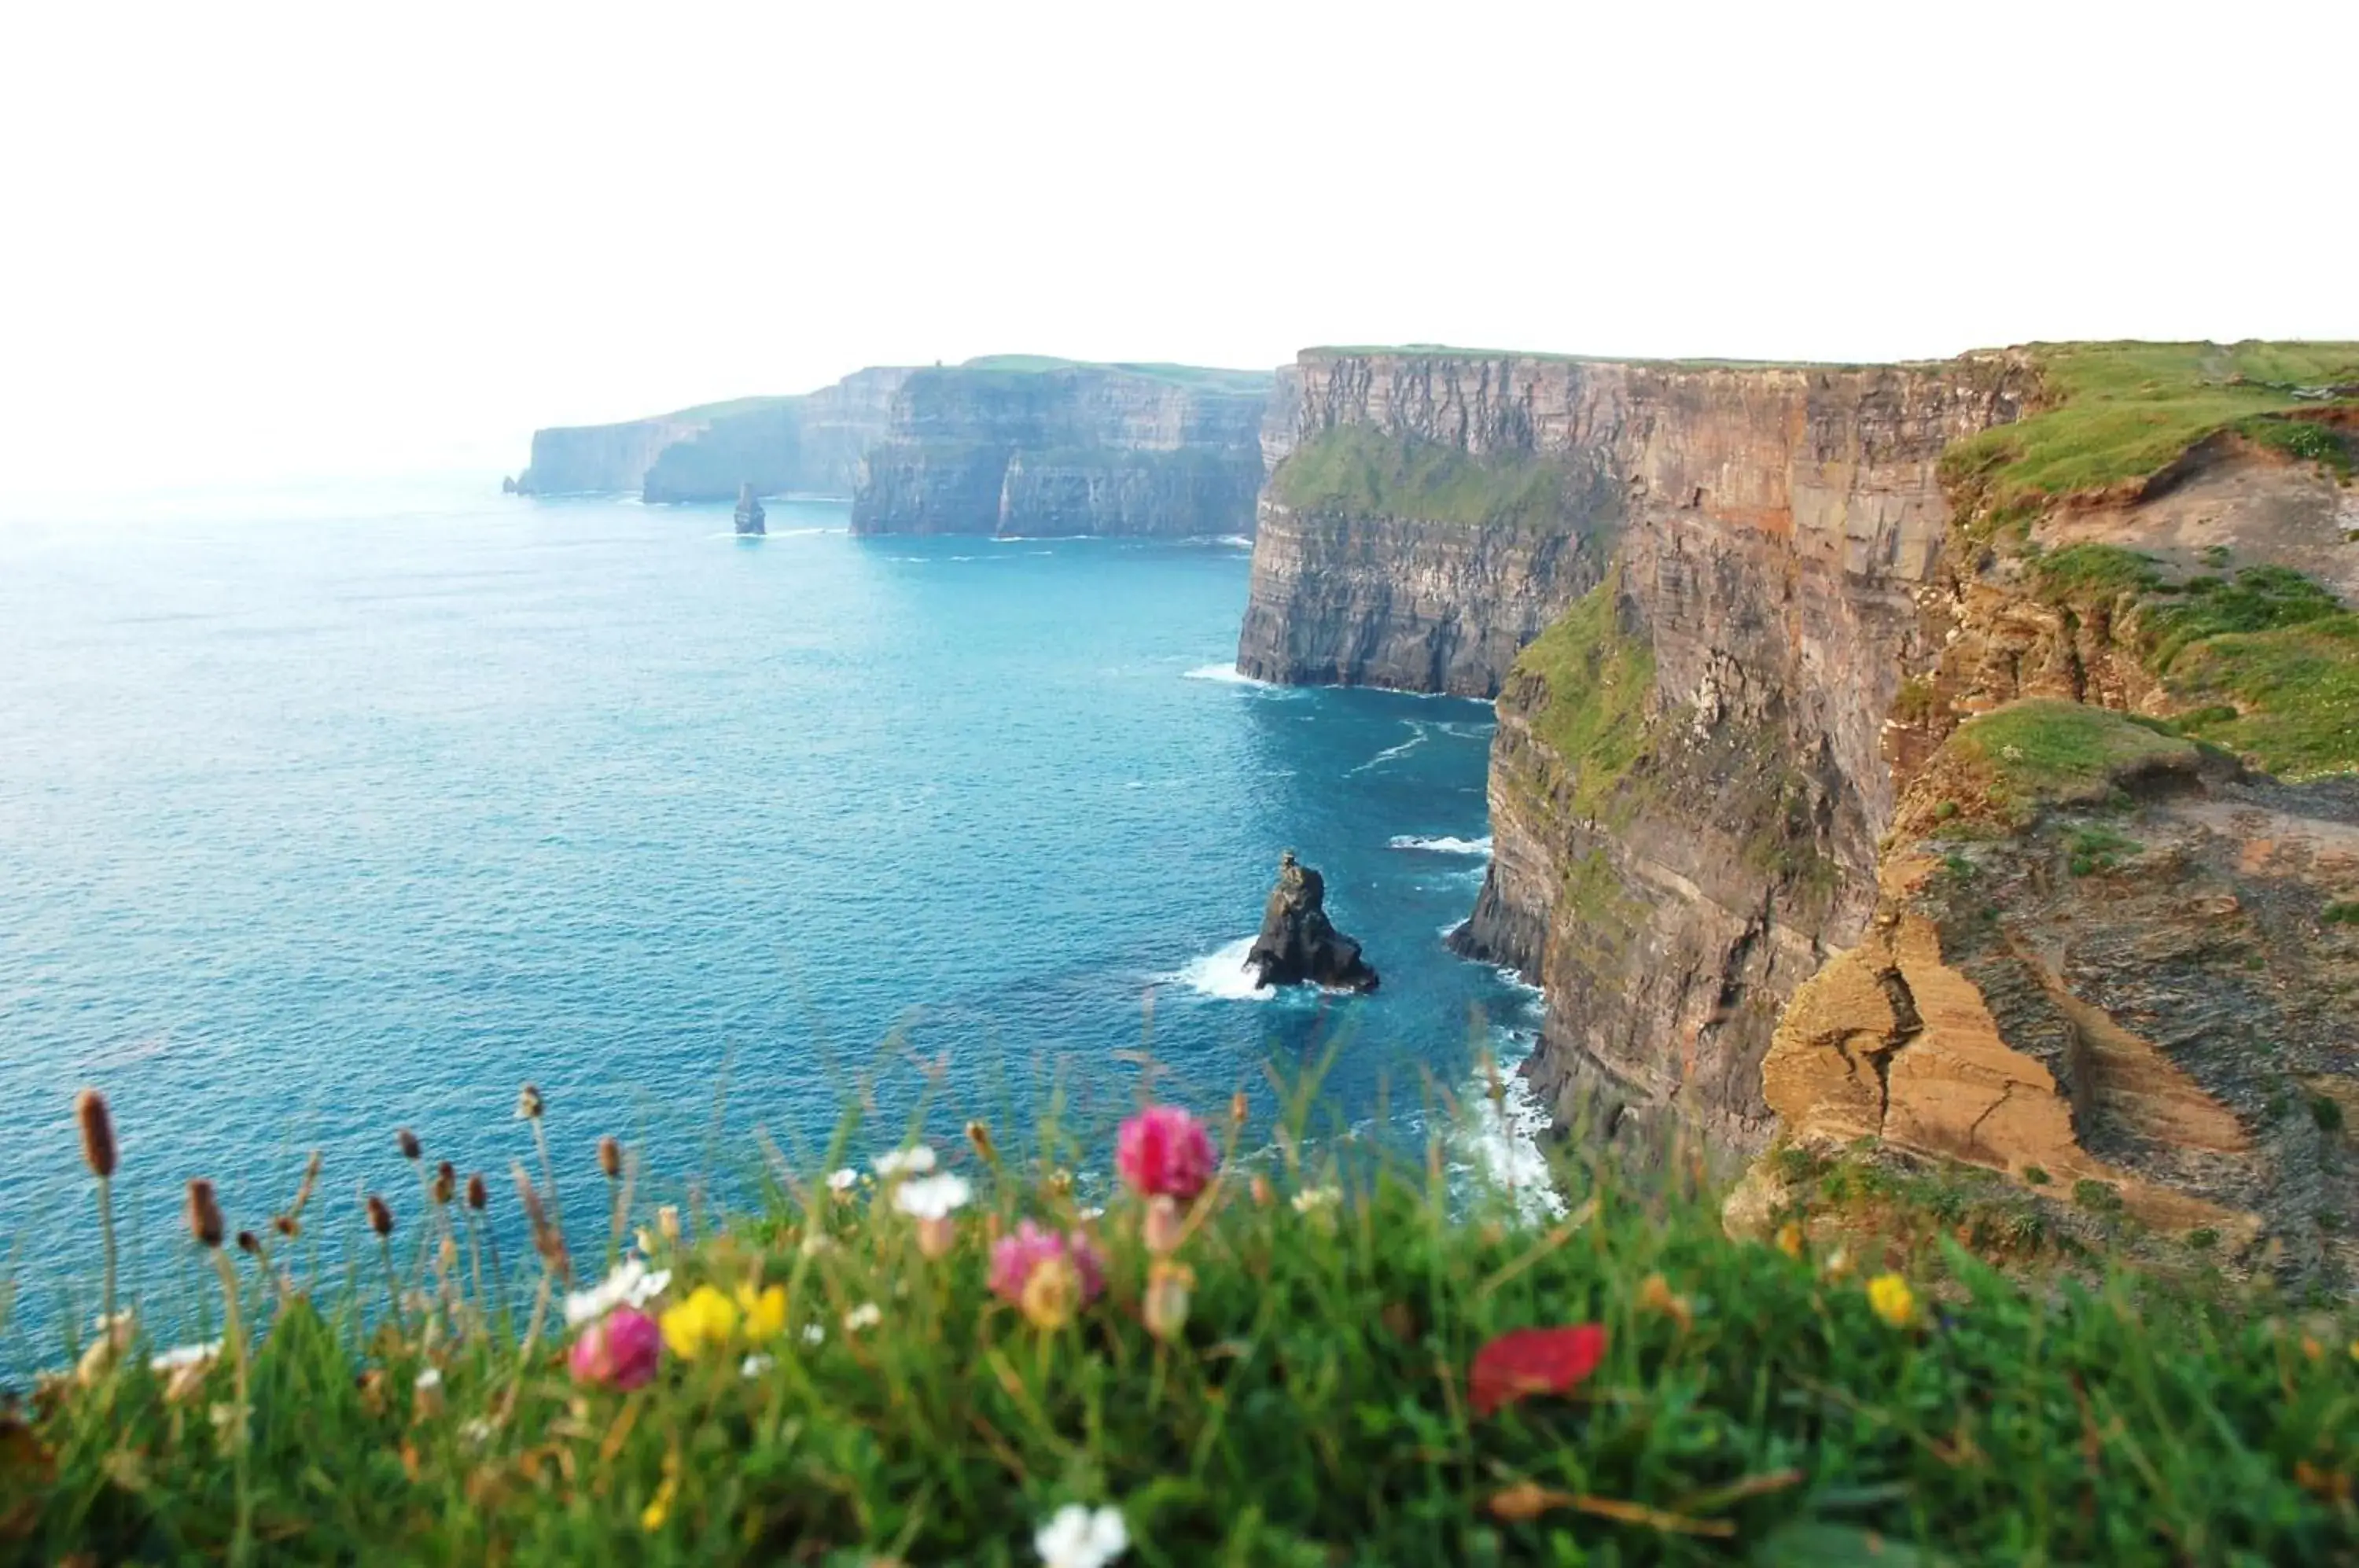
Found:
[3,1,2354,493]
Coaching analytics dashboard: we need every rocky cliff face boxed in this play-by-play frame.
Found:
[848,363,1273,537]
[514,367,912,501]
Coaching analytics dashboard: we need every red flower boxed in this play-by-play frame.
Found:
[1116,1105,1216,1200]
[1467,1324,1607,1418]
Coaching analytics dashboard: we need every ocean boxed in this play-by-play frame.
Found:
[0,478,1547,1345]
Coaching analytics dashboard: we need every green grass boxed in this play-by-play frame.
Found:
[9,1080,2357,1566]
[1941,340,2359,511]
[1947,700,2199,812]
[1272,425,1571,529]
[1511,571,1657,819]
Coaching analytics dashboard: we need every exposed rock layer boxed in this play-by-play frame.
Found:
[849,366,1272,538]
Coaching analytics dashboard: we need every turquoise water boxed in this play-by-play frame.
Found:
[0,480,1540,1341]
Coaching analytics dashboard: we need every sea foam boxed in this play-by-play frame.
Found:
[1389,834,1492,856]
[1164,935,1270,1002]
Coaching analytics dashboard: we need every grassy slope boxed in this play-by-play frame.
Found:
[1942,340,2359,513]
[7,1089,2357,1564]
[958,356,1273,394]
[1272,425,1568,529]
[2030,544,2359,778]
[1507,570,1655,821]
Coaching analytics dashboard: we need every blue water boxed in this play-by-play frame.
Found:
[0,480,1540,1345]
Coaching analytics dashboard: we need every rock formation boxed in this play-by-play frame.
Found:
[849,359,1274,538]
[733,483,765,536]
[1244,852,1379,993]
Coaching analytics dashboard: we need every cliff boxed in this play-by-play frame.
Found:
[1342,338,2357,1276]
[513,367,912,501]
[847,359,1273,537]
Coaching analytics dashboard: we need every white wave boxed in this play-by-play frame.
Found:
[1216,534,1253,548]
[1389,834,1493,856]
[1183,663,1272,686]
[1348,724,1428,774]
[1161,936,1271,1002]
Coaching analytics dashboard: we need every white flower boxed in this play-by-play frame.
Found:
[843,1302,882,1332]
[414,1367,443,1391]
[826,1167,861,1192]
[799,1231,837,1258]
[1291,1186,1342,1214]
[872,1145,937,1179]
[741,1353,775,1378]
[562,1259,672,1327]
[892,1172,973,1221]
[801,1323,826,1346]
[150,1341,221,1373]
[459,1416,495,1446]
[1035,1503,1128,1568]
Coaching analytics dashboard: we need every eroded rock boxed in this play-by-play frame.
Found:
[1245,852,1378,993]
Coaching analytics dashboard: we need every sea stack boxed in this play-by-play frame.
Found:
[733,482,766,536]
[1245,851,1379,992]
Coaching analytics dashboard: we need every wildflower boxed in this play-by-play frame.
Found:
[1774,1220,1805,1259]
[563,1258,673,1327]
[1638,1272,1694,1331]
[894,1172,973,1220]
[1867,1272,1917,1328]
[412,1365,445,1419]
[657,1204,681,1242]
[1035,1503,1128,1568]
[989,1222,1106,1331]
[660,1286,741,1358]
[2303,1335,2326,1362]
[570,1308,662,1389]
[1467,1324,1608,1418]
[466,1172,488,1211]
[1116,1105,1216,1200]
[966,1119,998,1165]
[366,1194,395,1239]
[396,1127,421,1162]
[432,1161,456,1205]
[598,1136,623,1180]
[735,1283,788,1342]
[873,1145,937,1179]
[802,1323,826,1346]
[741,1353,775,1378]
[1143,1261,1194,1342]
[459,1416,495,1446]
[515,1084,545,1120]
[826,1167,860,1197]
[75,1312,136,1386]
[844,1302,882,1333]
[1820,1246,1854,1281]
[799,1230,837,1258]
[1143,1194,1185,1256]
[1290,1184,1342,1216]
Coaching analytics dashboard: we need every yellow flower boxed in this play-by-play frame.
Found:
[1638,1272,1694,1332]
[660,1285,740,1358]
[2348,1338,2358,1365]
[1018,1253,1082,1331]
[1774,1221,1805,1260]
[735,1283,788,1344]
[1867,1272,1916,1329]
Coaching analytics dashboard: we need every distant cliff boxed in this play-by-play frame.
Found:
[848,359,1273,537]
[513,367,912,501]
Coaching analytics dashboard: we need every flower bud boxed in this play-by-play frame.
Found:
[396,1128,421,1162]
[598,1136,622,1180]
[186,1180,225,1250]
[1249,1173,1273,1209]
[515,1084,544,1121]
[1143,1261,1194,1342]
[916,1215,957,1260]
[965,1120,997,1165]
[75,1089,118,1179]
[465,1172,488,1212]
[657,1205,681,1245]
[366,1194,395,1239]
[432,1161,456,1205]
[1143,1194,1185,1257]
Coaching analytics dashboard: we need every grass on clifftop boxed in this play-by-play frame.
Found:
[1943,699,2200,821]
[1941,340,2359,515]
[9,1072,2359,1565]
[2029,545,2359,778]
[955,356,1273,395]
[1272,425,1569,530]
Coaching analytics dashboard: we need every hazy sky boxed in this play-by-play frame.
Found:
[5,1,2354,492]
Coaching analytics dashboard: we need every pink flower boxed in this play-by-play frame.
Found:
[1468,1323,1606,1418]
[569,1306,662,1389]
[1116,1105,1216,1199]
[988,1221,1106,1328]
